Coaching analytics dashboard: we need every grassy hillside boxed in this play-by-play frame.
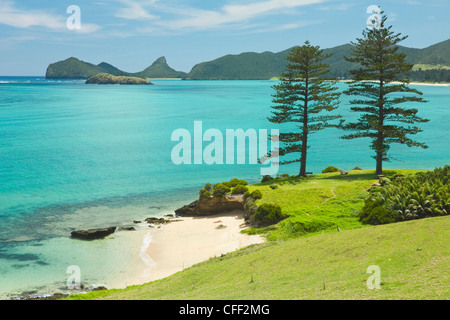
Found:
[244,169,423,241]
[65,169,449,300]
[67,215,449,300]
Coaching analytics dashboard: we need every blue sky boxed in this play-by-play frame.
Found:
[0,0,449,75]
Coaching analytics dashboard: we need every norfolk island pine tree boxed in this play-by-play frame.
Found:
[341,14,429,175]
[268,41,341,177]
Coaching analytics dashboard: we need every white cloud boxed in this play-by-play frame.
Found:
[0,1,65,29]
[157,0,324,30]
[115,0,326,33]
[116,0,158,20]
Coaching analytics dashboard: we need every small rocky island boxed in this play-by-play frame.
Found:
[85,73,153,85]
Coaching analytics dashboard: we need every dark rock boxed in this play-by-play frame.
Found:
[176,195,244,216]
[144,217,172,225]
[118,226,135,231]
[175,200,198,215]
[71,227,116,240]
[92,286,108,291]
[24,293,69,300]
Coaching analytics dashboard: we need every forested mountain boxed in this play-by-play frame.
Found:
[46,39,450,82]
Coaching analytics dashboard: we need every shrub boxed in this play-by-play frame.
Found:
[360,165,449,225]
[379,177,391,186]
[222,178,248,188]
[231,184,249,195]
[261,175,274,183]
[270,184,278,190]
[322,166,339,173]
[359,198,396,225]
[199,188,212,200]
[352,166,362,170]
[212,183,231,198]
[204,183,212,192]
[254,203,285,225]
[250,190,263,200]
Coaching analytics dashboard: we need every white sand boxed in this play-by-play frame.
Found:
[338,80,449,87]
[140,211,265,282]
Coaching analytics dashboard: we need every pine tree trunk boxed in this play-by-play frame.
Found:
[299,130,308,176]
[299,74,309,177]
[375,151,383,175]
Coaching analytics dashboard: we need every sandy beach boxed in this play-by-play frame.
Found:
[140,211,265,283]
[337,79,450,87]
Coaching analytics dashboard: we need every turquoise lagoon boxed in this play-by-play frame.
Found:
[0,78,448,298]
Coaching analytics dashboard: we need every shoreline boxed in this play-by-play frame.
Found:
[137,210,265,284]
[14,210,264,300]
[336,79,450,87]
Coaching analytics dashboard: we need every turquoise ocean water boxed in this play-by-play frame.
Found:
[0,77,448,298]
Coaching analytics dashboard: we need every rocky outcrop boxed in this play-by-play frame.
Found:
[71,227,116,240]
[85,73,153,85]
[175,195,244,216]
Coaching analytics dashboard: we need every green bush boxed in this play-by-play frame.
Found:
[360,165,449,225]
[231,185,249,195]
[322,166,339,174]
[270,184,279,190]
[204,183,212,192]
[222,178,248,188]
[379,177,391,186]
[254,203,285,225]
[261,175,274,183]
[359,198,396,225]
[199,188,212,200]
[250,190,263,200]
[212,183,231,198]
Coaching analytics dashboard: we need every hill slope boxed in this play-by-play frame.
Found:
[186,39,450,80]
[68,215,449,300]
[134,57,188,79]
[66,169,449,300]
[45,57,111,79]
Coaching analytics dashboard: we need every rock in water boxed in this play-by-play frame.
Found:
[71,227,116,240]
[85,73,153,85]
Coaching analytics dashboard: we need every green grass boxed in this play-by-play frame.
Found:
[412,64,450,71]
[245,169,423,241]
[66,215,449,300]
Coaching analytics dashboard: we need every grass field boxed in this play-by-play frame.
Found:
[67,215,449,300]
[65,169,449,300]
[245,169,422,241]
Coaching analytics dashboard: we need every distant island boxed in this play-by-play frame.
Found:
[85,73,153,85]
[46,56,187,80]
[46,39,450,82]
